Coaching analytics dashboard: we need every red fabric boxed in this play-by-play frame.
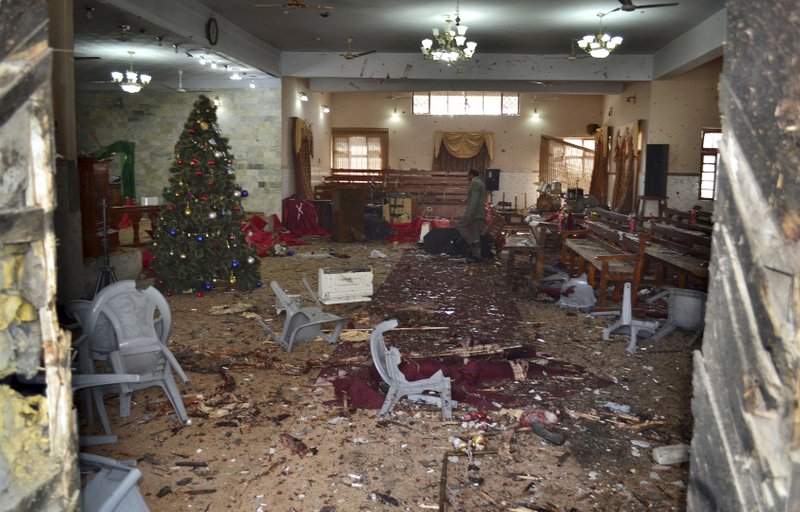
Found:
[386,217,425,243]
[281,196,329,236]
[141,249,154,272]
[117,213,133,230]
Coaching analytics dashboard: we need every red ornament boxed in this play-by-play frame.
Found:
[166,291,172,296]
[200,196,208,201]
[234,205,241,211]
[207,181,214,186]
[152,255,158,260]
[208,161,216,165]
[196,291,204,297]
[167,205,175,211]
[195,171,203,176]
[178,160,183,164]
[188,128,195,134]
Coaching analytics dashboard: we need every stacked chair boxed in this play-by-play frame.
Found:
[64,280,191,511]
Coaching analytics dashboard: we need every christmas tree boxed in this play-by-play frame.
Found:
[151,95,261,296]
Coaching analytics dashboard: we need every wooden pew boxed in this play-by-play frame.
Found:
[644,222,712,289]
[561,220,649,309]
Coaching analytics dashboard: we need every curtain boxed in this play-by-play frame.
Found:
[92,140,135,201]
[434,132,494,159]
[432,132,492,173]
[292,117,314,200]
[588,126,611,206]
[610,121,641,213]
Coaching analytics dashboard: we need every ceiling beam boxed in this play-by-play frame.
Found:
[105,0,281,77]
[652,8,726,80]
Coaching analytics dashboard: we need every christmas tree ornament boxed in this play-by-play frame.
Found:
[214,151,223,158]
[199,121,209,130]
[196,291,204,297]
[247,256,256,264]
[231,260,240,268]
[241,190,249,197]
[233,190,241,198]
[196,234,205,243]
[169,229,177,236]
[208,212,217,219]
[255,280,263,287]
[184,209,192,216]
[204,283,213,290]
[179,253,187,260]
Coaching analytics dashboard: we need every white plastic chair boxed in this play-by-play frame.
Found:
[262,279,345,352]
[83,280,190,424]
[370,319,457,420]
[79,452,149,512]
[602,282,659,353]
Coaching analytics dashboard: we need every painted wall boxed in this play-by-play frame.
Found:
[603,58,722,213]
[75,84,283,216]
[327,91,605,209]
[280,76,331,200]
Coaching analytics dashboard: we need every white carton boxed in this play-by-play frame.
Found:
[318,267,373,305]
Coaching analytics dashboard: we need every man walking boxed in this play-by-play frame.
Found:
[455,168,487,262]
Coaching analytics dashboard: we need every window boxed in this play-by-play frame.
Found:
[413,92,519,116]
[331,128,388,170]
[699,128,721,200]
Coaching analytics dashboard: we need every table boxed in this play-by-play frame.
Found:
[110,205,160,247]
[503,232,545,294]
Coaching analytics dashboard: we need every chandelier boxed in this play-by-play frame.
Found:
[111,51,152,93]
[420,0,477,64]
[577,13,623,59]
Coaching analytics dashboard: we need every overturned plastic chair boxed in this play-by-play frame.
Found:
[647,288,707,345]
[83,280,190,425]
[262,278,345,352]
[370,319,457,420]
[602,282,659,353]
[79,452,149,512]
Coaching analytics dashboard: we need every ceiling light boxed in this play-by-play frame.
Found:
[420,0,477,65]
[321,105,330,113]
[532,107,540,120]
[391,107,399,119]
[199,55,207,65]
[577,13,623,59]
[299,92,308,102]
[213,96,220,107]
[110,51,151,94]
[249,80,256,89]
[210,60,218,69]
[230,72,242,80]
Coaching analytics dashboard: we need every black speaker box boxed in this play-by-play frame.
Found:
[485,168,500,191]
[644,144,669,197]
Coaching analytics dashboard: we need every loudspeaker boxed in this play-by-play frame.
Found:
[485,168,500,191]
[644,144,669,197]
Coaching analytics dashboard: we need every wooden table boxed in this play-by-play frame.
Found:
[110,205,160,247]
[503,232,545,294]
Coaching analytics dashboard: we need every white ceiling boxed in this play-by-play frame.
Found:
[72,0,725,93]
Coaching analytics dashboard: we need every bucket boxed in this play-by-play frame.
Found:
[669,289,706,329]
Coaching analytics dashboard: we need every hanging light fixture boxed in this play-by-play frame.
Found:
[420,0,477,65]
[321,105,330,113]
[299,91,309,102]
[111,51,151,93]
[577,13,623,59]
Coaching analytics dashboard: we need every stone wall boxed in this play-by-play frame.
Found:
[688,0,800,509]
[75,85,283,216]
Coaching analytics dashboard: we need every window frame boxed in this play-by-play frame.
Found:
[330,128,389,170]
[699,128,721,200]
[412,91,520,116]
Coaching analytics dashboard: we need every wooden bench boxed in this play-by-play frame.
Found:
[585,208,637,232]
[662,207,713,235]
[314,168,471,219]
[644,222,712,289]
[561,220,649,309]
[502,227,545,296]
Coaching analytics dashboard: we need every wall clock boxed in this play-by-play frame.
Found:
[205,17,219,46]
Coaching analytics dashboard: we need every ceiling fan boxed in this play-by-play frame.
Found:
[342,37,376,60]
[608,0,679,13]
[253,0,334,9]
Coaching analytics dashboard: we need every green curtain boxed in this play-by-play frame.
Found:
[92,140,136,200]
